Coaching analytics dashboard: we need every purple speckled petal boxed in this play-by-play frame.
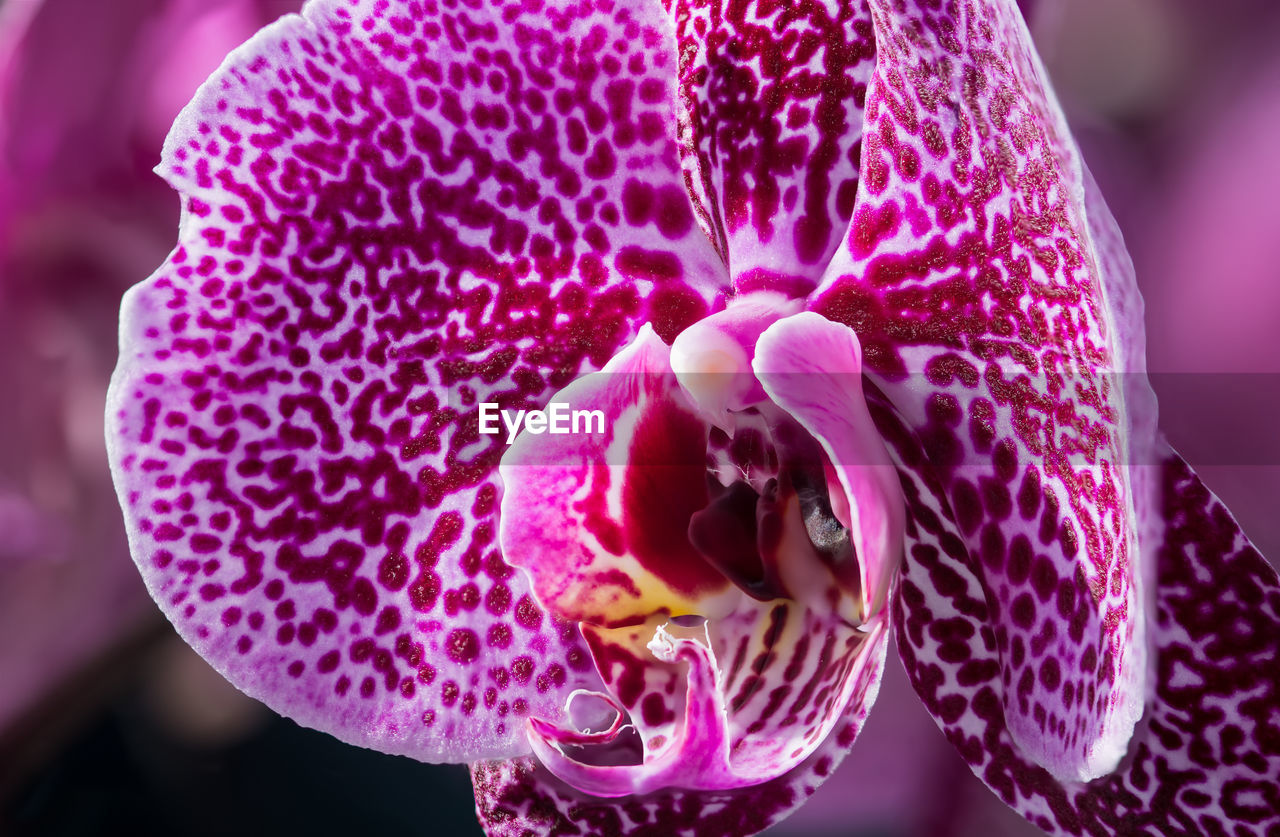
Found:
[106,0,730,762]
[812,0,1150,782]
[471,630,889,837]
[671,0,875,292]
[891,431,1280,834]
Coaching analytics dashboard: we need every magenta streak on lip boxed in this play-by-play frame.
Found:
[499,326,734,632]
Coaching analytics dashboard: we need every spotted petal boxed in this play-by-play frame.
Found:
[891,433,1280,835]
[812,0,1151,782]
[106,0,730,762]
[672,0,876,291]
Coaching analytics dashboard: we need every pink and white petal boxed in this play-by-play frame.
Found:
[671,0,876,292]
[471,627,889,837]
[107,0,730,763]
[811,0,1148,781]
[499,326,735,629]
[893,435,1280,835]
[752,311,904,619]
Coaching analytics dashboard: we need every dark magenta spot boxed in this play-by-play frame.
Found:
[318,650,340,673]
[199,584,226,602]
[1010,593,1036,630]
[375,606,401,635]
[653,185,693,239]
[190,534,221,554]
[409,572,441,612]
[314,608,337,632]
[446,628,480,663]
[1008,535,1033,584]
[514,595,543,631]
[1040,657,1062,691]
[641,692,671,727]
[350,638,374,663]
[351,577,378,616]
[615,246,681,283]
[378,552,409,590]
[1018,468,1042,519]
[512,656,534,684]
[621,179,654,226]
[645,285,708,344]
[459,582,481,611]
[622,400,726,597]
[485,583,511,616]
[487,623,512,650]
[1031,556,1058,602]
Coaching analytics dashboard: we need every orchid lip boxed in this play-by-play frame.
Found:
[498,308,904,797]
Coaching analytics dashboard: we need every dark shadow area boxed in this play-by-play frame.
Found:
[4,690,483,837]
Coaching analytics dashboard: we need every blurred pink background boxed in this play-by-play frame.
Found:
[0,0,1275,834]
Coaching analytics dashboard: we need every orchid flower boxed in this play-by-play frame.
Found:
[105,0,1280,834]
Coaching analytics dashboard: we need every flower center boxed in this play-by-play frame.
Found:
[689,410,862,615]
[498,304,902,797]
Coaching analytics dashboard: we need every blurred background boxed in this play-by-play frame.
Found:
[0,0,1276,834]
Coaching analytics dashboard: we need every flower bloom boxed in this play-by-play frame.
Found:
[106,0,1280,835]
